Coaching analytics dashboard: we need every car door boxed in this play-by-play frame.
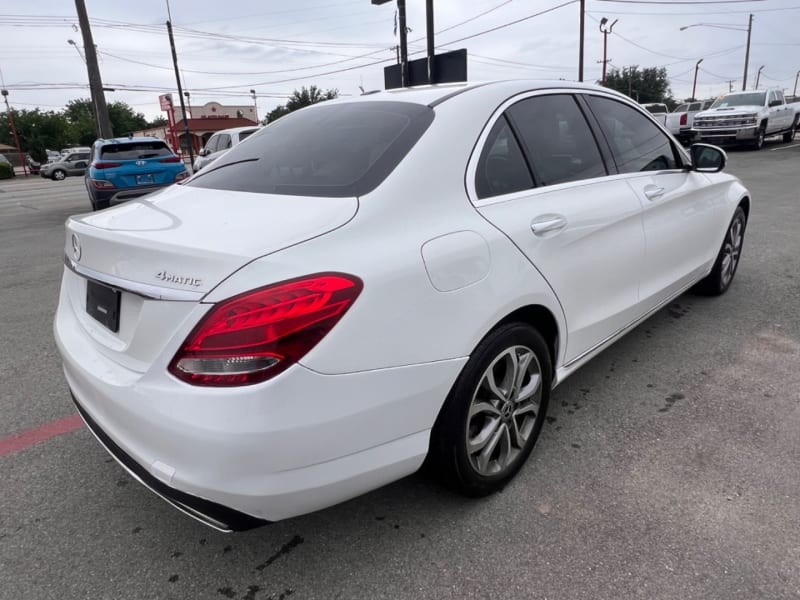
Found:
[584,94,722,311]
[71,152,90,175]
[471,93,646,364]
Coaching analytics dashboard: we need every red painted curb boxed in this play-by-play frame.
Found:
[0,414,84,458]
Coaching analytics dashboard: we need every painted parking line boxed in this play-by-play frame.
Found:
[770,143,800,151]
[0,414,83,458]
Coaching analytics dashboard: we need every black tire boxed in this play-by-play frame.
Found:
[783,121,797,143]
[692,206,747,296]
[52,169,66,181]
[428,322,552,497]
[752,124,766,150]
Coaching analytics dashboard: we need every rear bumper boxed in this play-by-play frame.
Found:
[72,394,267,532]
[54,278,465,525]
[89,183,172,206]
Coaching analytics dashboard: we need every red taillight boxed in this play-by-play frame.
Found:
[168,273,363,386]
[93,162,122,169]
[91,179,115,189]
[159,156,182,163]
[175,171,189,183]
[680,113,688,126]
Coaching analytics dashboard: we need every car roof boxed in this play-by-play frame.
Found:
[98,136,166,145]
[210,126,261,136]
[324,79,635,110]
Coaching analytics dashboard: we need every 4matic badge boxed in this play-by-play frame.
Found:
[155,270,202,287]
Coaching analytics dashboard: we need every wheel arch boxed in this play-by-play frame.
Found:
[738,195,750,221]
[491,304,560,376]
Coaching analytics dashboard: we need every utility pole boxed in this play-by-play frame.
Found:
[398,0,409,86]
[250,89,258,122]
[166,19,195,169]
[793,70,799,98]
[74,0,113,138]
[598,17,617,86]
[691,58,703,101]
[742,13,753,91]
[578,0,585,82]
[1,90,28,176]
[425,0,435,84]
[728,80,735,92]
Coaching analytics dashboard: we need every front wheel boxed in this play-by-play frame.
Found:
[428,323,552,497]
[51,169,66,181]
[692,206,747,296]
[783,122,797,143]
[752,125,766,150]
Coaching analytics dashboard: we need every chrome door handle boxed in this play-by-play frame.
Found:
[531,214,567,235]
[643,185,665,200]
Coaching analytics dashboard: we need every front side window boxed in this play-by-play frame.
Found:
[474,116,533,199]
[508,95,607,187]
[204,135,219,154]
[586,96,678,174]
[217,134,232,150]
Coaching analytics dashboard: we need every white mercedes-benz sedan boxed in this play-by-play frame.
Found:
[55,81,750,531]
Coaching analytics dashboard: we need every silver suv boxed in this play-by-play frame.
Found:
[193,126,260,172]
[40,147,92,180]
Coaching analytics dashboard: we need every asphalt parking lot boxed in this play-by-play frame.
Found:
[2,141,799,600]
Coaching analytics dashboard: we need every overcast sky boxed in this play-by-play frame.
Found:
[1,0,798,121]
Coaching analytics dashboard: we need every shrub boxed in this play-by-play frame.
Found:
[0,162,14,180]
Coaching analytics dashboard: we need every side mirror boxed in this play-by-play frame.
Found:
[198,148,209,157]
[690,143,726,173]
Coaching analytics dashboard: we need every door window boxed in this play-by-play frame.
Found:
[204,135,219,153]
[586,96,679,173]
[474,116,533,199]
[507,94,607,186]
[217,134,232,150]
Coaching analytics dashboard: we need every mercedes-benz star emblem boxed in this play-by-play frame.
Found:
[71,233,81,261]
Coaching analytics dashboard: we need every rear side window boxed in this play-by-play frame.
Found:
[586,96,678,174]
[100,141,172,160]
[238,129,257,142]
[187,101,434,197]
[475,116,533,199]
[508,94,606,187]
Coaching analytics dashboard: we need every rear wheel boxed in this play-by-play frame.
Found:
[692,206,747,296]
[52,169,66,181]
[428,323,551,496]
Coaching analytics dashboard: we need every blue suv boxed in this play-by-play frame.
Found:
[85,137,188,210]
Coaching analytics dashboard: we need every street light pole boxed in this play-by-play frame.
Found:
[742,14,753,91]
[754,65,764,90]
[578,0,585,82]
[692,58,703,101]
[250,89,258,123]
[599,17,618,86]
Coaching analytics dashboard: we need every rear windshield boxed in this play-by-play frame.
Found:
[645,105,666,114]
[100,141,172,160]
[186,101,434,197]
[710,92,766,108]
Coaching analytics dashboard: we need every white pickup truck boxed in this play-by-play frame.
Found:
[690,88,800,150]
[666,99,714,143]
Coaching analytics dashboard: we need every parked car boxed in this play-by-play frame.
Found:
[40,148,92,180]
[641,102,668,126]
[691,88,800,149]
[26,155,41,175]
[666,99,714,143]
[193,126,260,172]
[0,153,14,178]
[85,136,188,210]
[56,81,750,531]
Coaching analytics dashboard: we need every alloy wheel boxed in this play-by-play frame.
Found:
[720,213,744,288]
[466,345,542,476]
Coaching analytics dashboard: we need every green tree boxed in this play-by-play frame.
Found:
[147,116,168,127]
[603,66,675,106]
[265,85,339,123]
[64,98,149,142]
[0,108,73,162]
